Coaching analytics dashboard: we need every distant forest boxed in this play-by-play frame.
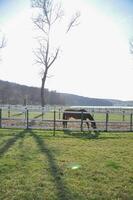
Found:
[0,80,132,106]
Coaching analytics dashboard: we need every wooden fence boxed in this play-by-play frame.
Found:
[0,106,133,133]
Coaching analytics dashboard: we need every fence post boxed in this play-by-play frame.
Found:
[8,105,10,118]
[80,111,83,132]
[42,107,44,121]
[53,110,56,136]
[122,110,125,121]
[0,109,2,128]
[105,111,109,132]
[130,113,132,132]
[59,108,61,120]
[92,109,94,118]
[26,109,29,129]
[25,107,27,121]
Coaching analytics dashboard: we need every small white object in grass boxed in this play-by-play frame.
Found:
[68,163,81,170]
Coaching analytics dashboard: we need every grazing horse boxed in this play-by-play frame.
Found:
[63,109,97,130]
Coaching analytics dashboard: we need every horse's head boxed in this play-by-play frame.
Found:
[86,113,97,129]
[91,120,97,129]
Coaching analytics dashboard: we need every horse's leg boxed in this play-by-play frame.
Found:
[63,113,67,128]
[63,121,65,128]
[91,120,97,130]
[80,120,83,131]
[63,114,64,128]
[86,121,89,130]
[91,120,100,138]
[63,118,67,128]
[63,120,67,128]
[65,120,67,128]
[87,113,97,130]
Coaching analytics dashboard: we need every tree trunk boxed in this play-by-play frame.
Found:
[41,70,47,107]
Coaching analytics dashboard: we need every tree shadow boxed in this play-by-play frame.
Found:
[30,130,76,200]
[0,130,27,157]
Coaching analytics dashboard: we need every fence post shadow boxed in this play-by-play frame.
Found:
[30,130,75,200]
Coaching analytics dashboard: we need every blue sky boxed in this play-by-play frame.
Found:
[87,0,133,37]
[0,0,133,38]
[0,0,133,101]
[81,0,133,43]
[0,0,30,23]
[0,0,133,30]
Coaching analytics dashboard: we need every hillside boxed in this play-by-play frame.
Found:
[0,80,132,106]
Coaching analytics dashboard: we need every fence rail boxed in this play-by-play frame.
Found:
[0,106,133,133]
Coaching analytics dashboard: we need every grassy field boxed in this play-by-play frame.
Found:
[0,129,133,200]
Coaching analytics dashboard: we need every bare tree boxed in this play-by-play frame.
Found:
[32,0,80,107]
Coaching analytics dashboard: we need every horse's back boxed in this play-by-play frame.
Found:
[64,109,87,113]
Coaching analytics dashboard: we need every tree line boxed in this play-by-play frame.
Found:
[0,80,64,105]
[0,80,114,106]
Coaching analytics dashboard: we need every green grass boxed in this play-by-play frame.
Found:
[0,129,133,200]
[94,113,130,122]
[2,110,57,120]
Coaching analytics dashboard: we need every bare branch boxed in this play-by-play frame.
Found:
[42,1,51,26]
[33,43,47,66]
[48,48,60,68]
[66,11,80,33]
[34,54,45,65]
[50,3,64,25]
[33,16,48,34]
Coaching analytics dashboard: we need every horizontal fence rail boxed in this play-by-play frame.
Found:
[0,106,133,133]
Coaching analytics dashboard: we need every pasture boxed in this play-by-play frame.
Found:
[0,129,133,200]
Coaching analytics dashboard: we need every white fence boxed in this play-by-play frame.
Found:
[0,105,133,132]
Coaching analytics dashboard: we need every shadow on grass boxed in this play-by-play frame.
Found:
[0,130,27,157]
[63,129,100,139]
[98,133,133,140]
[30,130,75,200]
[63,130,133,140]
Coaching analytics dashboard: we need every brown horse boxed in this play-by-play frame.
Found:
[63,109,97,130]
